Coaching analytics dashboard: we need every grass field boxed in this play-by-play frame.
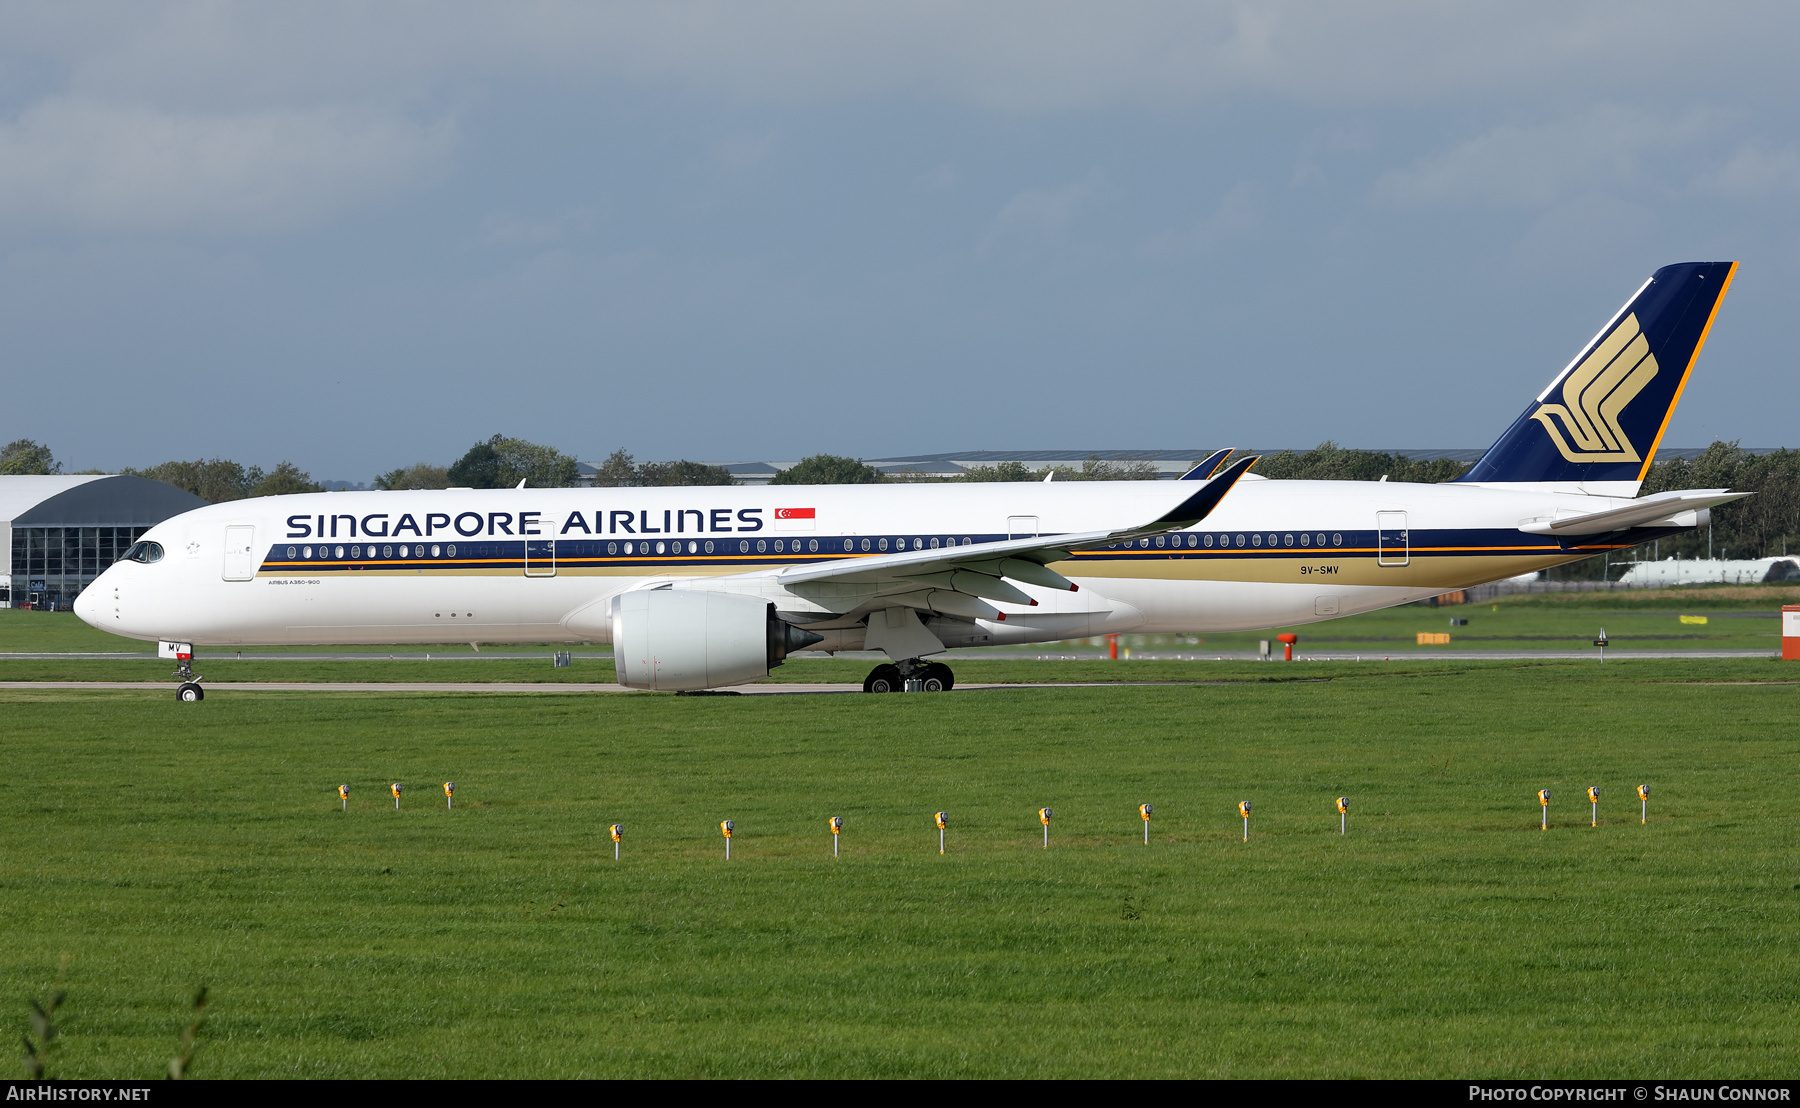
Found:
[3,663,1798,1077]
[4,585,1791,668]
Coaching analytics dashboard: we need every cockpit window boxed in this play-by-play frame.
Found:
[121,541,164,564]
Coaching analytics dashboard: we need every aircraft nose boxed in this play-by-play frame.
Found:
[74,577,104,628]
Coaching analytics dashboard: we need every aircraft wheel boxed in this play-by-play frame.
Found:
[176,682,204,702]
[922,662,954,691]
[863,664,902,693]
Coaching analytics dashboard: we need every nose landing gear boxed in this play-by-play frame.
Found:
[171,654,204,702]
[862,659,954,693]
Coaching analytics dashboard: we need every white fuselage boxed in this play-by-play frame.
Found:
[77,477,1651,651]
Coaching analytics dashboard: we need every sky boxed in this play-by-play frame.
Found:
[3,2,1798,483]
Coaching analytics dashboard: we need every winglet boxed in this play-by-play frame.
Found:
[1154,455,1258,527]
[1179,448,1234,481]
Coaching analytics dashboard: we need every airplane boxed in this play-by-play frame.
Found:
[78,261,1748,700]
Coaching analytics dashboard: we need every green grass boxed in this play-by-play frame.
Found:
[3,663,1798,1077]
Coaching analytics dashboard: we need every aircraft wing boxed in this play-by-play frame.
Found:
[1517,488,1750,536]
[713,455,1257,613]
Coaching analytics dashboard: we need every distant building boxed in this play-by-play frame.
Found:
[1,476,207,609]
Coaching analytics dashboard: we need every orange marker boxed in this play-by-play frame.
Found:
[1538,789,1551,830]
[829,815,843,857]
[338,784,349,812]
[610,823,623,860]
[934,811,947,854]
[1039,807,1053,849]
[1139,803,1153,845]
[721,819,734,860]
[1239,800,1252,841]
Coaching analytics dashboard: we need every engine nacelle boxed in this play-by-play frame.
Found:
[609,590,823,691]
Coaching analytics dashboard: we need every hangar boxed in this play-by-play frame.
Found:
[1,475,207,609]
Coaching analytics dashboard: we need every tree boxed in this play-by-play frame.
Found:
[376,462,451,490]
[1034,455,1163,482]
[1253,442,1469,483]
[638,459,736,486]
[0,439,60,475]
[959,461,1041,482]
[590,448,643,487]
[449,434,581,488]
[124,459,255,503]
[447,438,502,488]
[771,454,884,485]
[250,461,324,497]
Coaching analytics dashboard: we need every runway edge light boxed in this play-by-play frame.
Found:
[721,819,734,860]
[830,815,843,858]
[1039,807,1053,850]
[1588,786,1600,827]
[1538,789,1551,831]
[1239,800,1252,842]
[935,811,947,854]
[1638,783,1650,824]
[610,823,623,861]
[1139,803,1153,845]
[391,782,403,810]
[1336,796,1348,835]
[338,784,349,812]
[445,781,455,810]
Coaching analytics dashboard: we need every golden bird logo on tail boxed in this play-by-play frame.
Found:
[1530,312,1658,463]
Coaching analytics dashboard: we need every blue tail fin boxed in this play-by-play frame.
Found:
[1457,261,1737,490]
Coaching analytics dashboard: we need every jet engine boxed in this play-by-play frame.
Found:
[609,590,823,691]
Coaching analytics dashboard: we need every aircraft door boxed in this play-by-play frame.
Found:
[525,539,556,577]
[1376,511,1409,567]
[223,526,258,581]
[1007,516,1039,539]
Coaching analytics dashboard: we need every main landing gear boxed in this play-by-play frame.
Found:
[863,659,954,693]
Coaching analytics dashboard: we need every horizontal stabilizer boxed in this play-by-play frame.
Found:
[1517,489,1750,536]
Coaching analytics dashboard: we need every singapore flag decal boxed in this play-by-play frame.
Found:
[774,507,816,531]
[775,508,815,520]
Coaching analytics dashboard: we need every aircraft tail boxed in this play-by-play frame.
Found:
[1456,261,1737,493]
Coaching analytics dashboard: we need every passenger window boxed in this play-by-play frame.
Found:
[431,545,441,557]
[1203,535,1213,548]
[808,539,818,552]
[399,545,409,558]
[861,539,870,551]
[1332,533,1342,546]
[1284,534,1293,547]
[1155,536,1165,548]
[757,540,766,553]
[1252,534,1261,547]
[655,541,666,554]
[1300,533,1310,546]
[286,546,296,558]
[334,546,345,558]
[1317,534,1326,547]
[930,538,940,549]
[1235,535,1245,547]
[774,539,783,553]
[351,545,361,558]
[878,538,888,551]
[624,542,634,554]
[740,540,750,553]
[448,545,457,557]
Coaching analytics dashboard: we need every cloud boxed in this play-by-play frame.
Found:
[1372,107,1699,210]
[979,177,1098,254]
[1695,142,1800,200]
[10,2,1800,114]
[0,97,455,235]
